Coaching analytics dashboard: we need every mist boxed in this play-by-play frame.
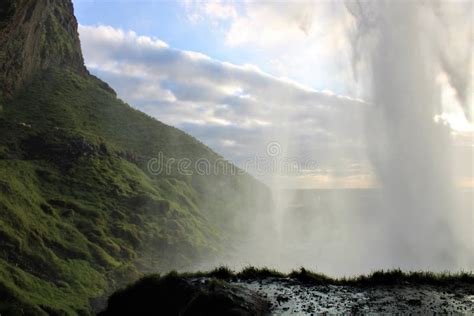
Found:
[77,0,473,277]
[221,0,473,276]
[347,0,473,271]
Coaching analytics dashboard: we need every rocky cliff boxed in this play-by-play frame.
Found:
[0,0,86,98]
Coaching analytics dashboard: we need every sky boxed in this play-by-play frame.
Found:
[72,0,473,189]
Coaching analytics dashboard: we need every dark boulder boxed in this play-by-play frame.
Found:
[99,273,270,316]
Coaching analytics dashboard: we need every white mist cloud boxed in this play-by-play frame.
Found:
[77,3,473,275]
[347,0,473,271]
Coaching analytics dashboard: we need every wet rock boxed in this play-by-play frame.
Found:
[234,278,474,315]
[276,294,289,305]
[407,298,422,306]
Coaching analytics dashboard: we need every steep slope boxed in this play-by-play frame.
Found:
[0,0,86,98]
[0,1,270,314]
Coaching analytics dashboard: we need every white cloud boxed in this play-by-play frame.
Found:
[183,0,237,23]
[79,0,473,189]
[79,24,369,186]
[184,0,472,130]
[224,2,317,47]
[184,1,357,97]
[202,1,237,20]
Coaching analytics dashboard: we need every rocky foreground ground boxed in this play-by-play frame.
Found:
[99,270,473,315]
[234,277,474,314]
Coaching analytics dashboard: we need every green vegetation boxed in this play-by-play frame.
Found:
[343,269,474,286]
[0,1,271,313]
[185,266,285,280]
[238,266,286,280]
[166,266,474,287]
[0,68,269,314]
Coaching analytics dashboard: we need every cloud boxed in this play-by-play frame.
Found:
[79,24,369,186]
[183,0,237,23]
[224,1,319,47]
[184,1,473,130]
[78,8,473,191]
[183,1,357,97]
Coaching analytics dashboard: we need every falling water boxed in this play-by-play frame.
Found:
[347,0,473,271]
[209,0,473,276]
[252,0,473,275]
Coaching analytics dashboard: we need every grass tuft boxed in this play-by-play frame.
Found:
[207,266,235,280]
[178,265,474,287]
[288,267,333,285]
[238,266,285,280]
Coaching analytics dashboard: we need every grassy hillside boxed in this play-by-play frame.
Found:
[0,68,270,315]
[0,0,270,313]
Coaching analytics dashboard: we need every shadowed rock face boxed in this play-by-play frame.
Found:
[99,275,271,316]
[0,0,86,98]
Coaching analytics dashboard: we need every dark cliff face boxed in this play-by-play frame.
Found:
[0,0,86,98]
